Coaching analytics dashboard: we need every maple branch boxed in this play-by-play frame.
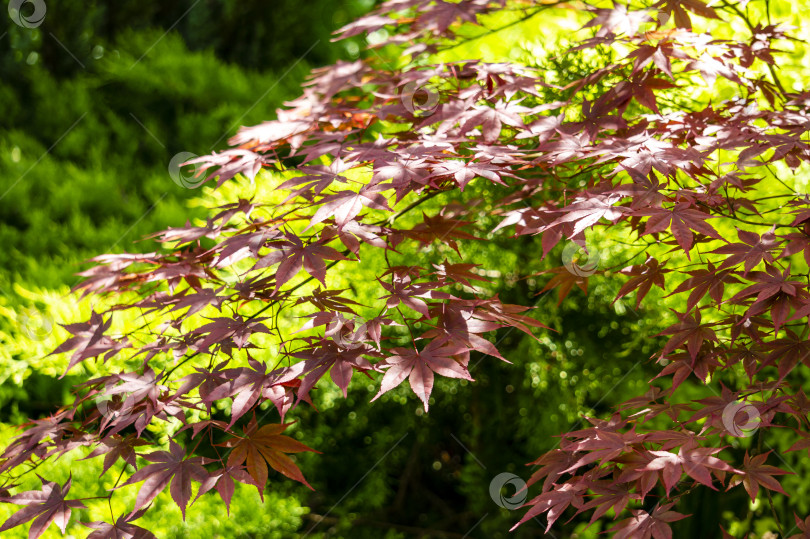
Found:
[766,488,785,537]
[8,2,810,536]
[375,189,443,226]
[713,212,790,229]
[719,0,786,95]
[554,162,606,182]
[604,245,651,272]
[163,189,447,381]
[396,305,420,352]
[435,6,546,54]
[762,162,798,195]
[743,496,755,535]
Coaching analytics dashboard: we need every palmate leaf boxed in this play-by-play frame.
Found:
[613,256,668,309]
[638,203,722,257]
[711,227,779,274]
[117,441,209,519]
[788,513,810,539]
[654,0,719,29]
[538,266,588,305]
[545,195,626,236]
[48,311,131,375]
[308,188,391,228]
[608,503,689,539]
[668,261,740,312]
[0,476,85,539]
[292,339,375,399]
[82,508,156,539]
[80,434,149,477]
[763,329,810,381]
[219,417,319,490]
[584,3,652,38]
[577,481,638,525]
[641,445,735,495]
[658,310,718,361]
[510,482,586,532]
[372,340,474,411]
[432,260,489,288]
[728,452,792,501]
[253,234,350,289]
[194,465,259,513]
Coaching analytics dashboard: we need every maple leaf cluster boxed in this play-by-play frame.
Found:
[3,0,810,537]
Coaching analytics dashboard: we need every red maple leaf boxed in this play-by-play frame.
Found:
[763,330,810,381]
[432,260,489,288]
[254,235,350,289]
[81,434,149,477]
[608,502,689,539]
[511,482,587,532]
[659,311,718,361]
[638,203,722,256]
[788,513,810,539]
[308,188,391,228]
[668,261,740,312]
[641,445,734,495]
[81,508,157,539]
[118,441,209,518]
[538,266,588,305]
[0,476,86,539]
[397,212,480,254]
[195,465,259,512]
[711,227,779,274]
[654,0,719,29]
[219,417,318,490]
[372,340,473,411]
[578,481,638,525]
[614,256,669,308]
[728,451,791,501]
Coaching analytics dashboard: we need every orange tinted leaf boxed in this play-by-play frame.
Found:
[222,418,318,490]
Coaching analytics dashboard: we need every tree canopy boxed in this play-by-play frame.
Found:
[3,0,810,537]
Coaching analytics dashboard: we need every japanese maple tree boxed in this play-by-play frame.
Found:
[3,0,810,537]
